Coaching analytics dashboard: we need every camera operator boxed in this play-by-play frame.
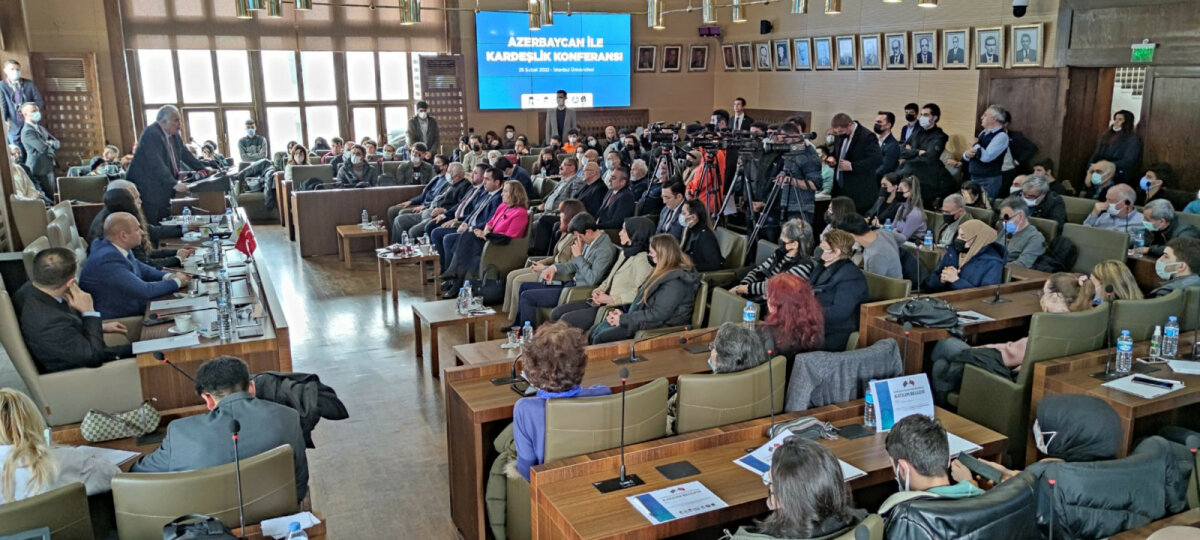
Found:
[621,133,649,169]
[771,122,823,224]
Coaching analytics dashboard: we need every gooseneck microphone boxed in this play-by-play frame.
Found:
[230,419,246,538]
[593,367,645,493]
[679,325,719,354]
[154,352,196,382]
[491,353,524,386]
[613,325,692,365]
[766,349,776,432]
[984,216,1012,305]
[1102,285,1118,378]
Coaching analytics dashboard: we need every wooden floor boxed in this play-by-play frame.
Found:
[241,225,464,537]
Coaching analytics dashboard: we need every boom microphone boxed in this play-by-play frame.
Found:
[154,352,196,382]
[679,326,720,354]
[491,353,525,386]
[593,367,645,493]
[613,325,692,364]
[230,419,246,538]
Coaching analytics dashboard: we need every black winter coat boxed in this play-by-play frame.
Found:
[809,259,868,352]
[253,371,350,448]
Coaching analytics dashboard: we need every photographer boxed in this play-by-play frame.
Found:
[772,122,823,224]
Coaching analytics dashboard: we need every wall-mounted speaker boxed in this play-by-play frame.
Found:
[760,20,773,35]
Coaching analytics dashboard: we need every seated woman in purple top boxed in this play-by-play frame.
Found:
[513,322,611,480]
[891,175,928,243]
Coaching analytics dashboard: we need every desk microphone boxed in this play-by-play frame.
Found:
[679,325,719,354]
[613,325,692,365]
[766,349,776,432]
[491,353,524,386]
[230,419,246,539]
[902,323,913,375]
[984,217,1012,305]
[593,367,645,493]
[1099,286,1119,379]
[153,352,196,383]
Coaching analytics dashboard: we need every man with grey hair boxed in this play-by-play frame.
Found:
[707,322,768,373]
[995,196,1045,269]
[963,105,1010,200]
[396,160,472,241]
[1134,199,1200,258]
[627,158,650,201]
[126,104,214,223]
[1083,183,1144,240]
[1019,174,1067,232]
[936,193,973,246]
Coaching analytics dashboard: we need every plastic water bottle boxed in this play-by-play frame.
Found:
[1115,330,1134,375]
[522,321,534,344]
[224,206,234,226]
[218,269,231,304]
[1149,326,1163,359]
[401,231,411,247]
[181,206,192,226]
[211,235,223,266]
[1163,316,1180,359]
[863,380,877,430]
[218,299,233,340]
[463,280,473,311]
[1133,230,1145,248]
[361,209,369,226]
[285,522,308,540]
[922,230,934,251]
[541,167,547,177]
[883,218,894,232]
[456,288,468,314]
[742,301,757,329]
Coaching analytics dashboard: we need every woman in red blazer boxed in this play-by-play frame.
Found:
[440,180,530,291]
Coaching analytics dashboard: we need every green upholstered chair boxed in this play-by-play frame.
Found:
[1110,289,1185,342]
[675,356,786,434]
[1060,223,1128,274]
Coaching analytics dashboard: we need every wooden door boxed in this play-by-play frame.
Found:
[1141,67,1200,194]
[976,68,1068,174]
[30,52,106,173]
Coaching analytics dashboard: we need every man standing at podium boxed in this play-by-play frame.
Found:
[127,105,213,224]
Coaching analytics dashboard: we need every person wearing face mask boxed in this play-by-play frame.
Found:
[959,180,991,211]
[878,415,985,521]
[896,103,952,205]
[875,111,901,178]
[379,143,396,162]
[835,214,905,279]
[587,234,698,344]
[721,436,866,540]
[1149,237,1200,298]
[1087,109,1142,185]
[594,166,636,230]
[7,144,49,204]
[561,128,583,154]
[1136,199,1200,258]
[626,159,650,201]
[406,101,440,155]
[899,102,922,144]
[827,113,883,214]
[810,230,869,352]
[995,196,1045,269]
[547,216,651,332]
[924,220,1005,292]
[89,144,124,177]
[283,144,310,185]
[1082,183,1144,238]
[961,105,1010,201]
[888,176,928,243]
[575,161,608,216]
[499,125,517,150]
[734,219,815,300]
[18,102,59,196]
[0,60,43,158]
[543,89,578,144]
[335,144,379,187]
[461,136,487,172]
[1137,162,1176,206]
[1019,174,1067,232]
[929,273,1095,405]
[936,194,974,246]
[678,199,723,272]
[238,119,268,163]
[1081,159,1117,202]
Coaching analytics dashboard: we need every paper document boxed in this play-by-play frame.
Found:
[627,481,728,525]
[871,374,936,431]
[956,310,995,325]
[73,445,140,466]
[947,433,983,457]
[733,429,866,481]
[149,297,216,312]
[1169,360,1200,376]
[1102,374,1185,399]
[260,511,322,539]
[132,333,200,354]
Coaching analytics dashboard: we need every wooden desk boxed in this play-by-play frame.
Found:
[531,406,1007,540]
[1127,254,1161,293]
[858,279,1046,374]
[1030,335,1198,462]
[232,514,327,540]
[444,330,717,540]
[412,300,501,377]
[335,224,386,269]
[377,251,439,302]
[1110,508,1200,539]
[453,338,520,368]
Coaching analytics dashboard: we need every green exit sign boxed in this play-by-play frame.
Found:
[1131,44,1156,63]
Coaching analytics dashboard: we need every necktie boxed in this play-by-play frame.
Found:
[164,128,179,175]
[456,187,479,219]
[602,190,615,209]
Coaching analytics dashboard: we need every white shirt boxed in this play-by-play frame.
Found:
[732,115,745,132]
[0,445,120,503]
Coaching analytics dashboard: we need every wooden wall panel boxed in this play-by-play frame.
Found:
[1070,3,1200,49]
[976,68,1067,176]
[1140,67,1200,193]
[1059,68,1114,186]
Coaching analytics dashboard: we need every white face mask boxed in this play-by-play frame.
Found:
[1022,196,1039,207]
[1033,419,1057,455]
[569,136,578,143]
[343,149,353,159]
[506,131,514,139]
[678,214,690,228]
[893,462,910,492]
[6,69,19,80]
[383,151,394,160]
[1010,186,1021,195]
[1107,202,1122,216]
[351,155,363,165]
[1111,124,1121,132]
[418,111,428,119]
[825,135,835,144]
[918,116,933,128]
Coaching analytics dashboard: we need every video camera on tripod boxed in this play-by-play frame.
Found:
[646,121,683,144]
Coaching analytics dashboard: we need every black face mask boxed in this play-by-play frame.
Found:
[824,211,833,223]
[877,187,889,199]
[905,113,917,123]
[942,212,957,224]
[897,191,910,200]
[471,144,482,152]
[952,239,969,253]
[873,124,886,135]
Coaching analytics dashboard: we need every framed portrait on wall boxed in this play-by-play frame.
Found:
[793,38,812,70]
[912,31,937,69]
[836,35,856,70]
[941,29,968,69]
[721,44,737,71]
[661,45,682,72]
[860,34,882,70]
[755,42,772,70]
[688,44,709,71]
[774,39,792,70]
[813,37,833,70]
[975,27,1004,68]
[636,45,657,72]
[737,42,754,71]
[1011,23,1043,67]
[884,32,908,69]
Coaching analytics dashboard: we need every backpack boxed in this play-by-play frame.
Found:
[885,296,965,339]
[1032,235,1077,273]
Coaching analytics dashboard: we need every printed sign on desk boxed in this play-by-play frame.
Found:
[871,374,935,431]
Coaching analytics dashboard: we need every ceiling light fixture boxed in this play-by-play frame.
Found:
[235,0,253,18]
[648,0,665,29]
[732,0,746,22]
[266,0,284,17]
[702,0,717,23]
[791,0,808,13]
[529,0,542,30]
[294,0,312,9]
[825,0,841,14]
[540,0,554,26]
[918,0,938,6]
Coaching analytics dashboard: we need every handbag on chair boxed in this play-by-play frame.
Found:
[80,400,161,443]
[474,265,507,306]
[162,515,237,539]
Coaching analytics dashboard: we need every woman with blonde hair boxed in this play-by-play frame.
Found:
[1087,259,1143,304]
[588,234,700,344]
[0,389,118,503]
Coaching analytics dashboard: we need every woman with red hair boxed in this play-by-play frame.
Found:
[759,273,824,359]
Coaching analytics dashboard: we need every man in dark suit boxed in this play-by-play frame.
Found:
[13,247,132,374]
[1,60,43,156]
[888,39,905,66]
[495,156,535,200]
[916,38,935,65]
[946,36,966,64]
[126,105,212,224]
[132,356,310,502]
[406,101,440,155]
[656,180,687,240]
[897,103,953,203]
[830,113,884,213]
[78,212,189,319]
[433,165,503,272]
[729,97,754,133]
[19,103,59,196]
[900,103,922,144]
[1016,34,1038,63]
[874,111,901,179]
[979,36,1000,64]
[595,168,636,229]
[576,161,609,216]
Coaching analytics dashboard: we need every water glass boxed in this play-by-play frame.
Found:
[507,329,521,346]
